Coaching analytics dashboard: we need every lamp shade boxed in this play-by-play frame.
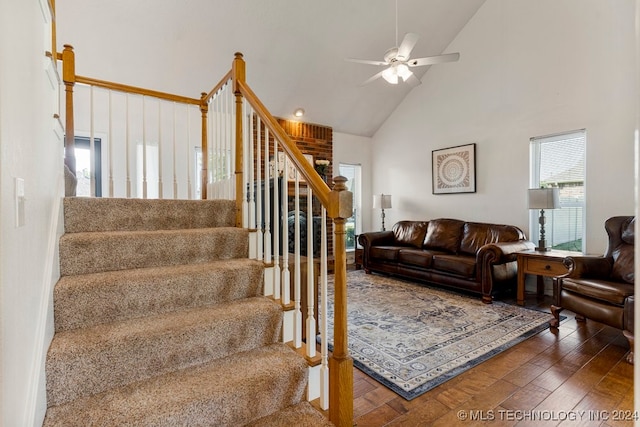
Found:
[373,194,392,209]
[528,188,560,210]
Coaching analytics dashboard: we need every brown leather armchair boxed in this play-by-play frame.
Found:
[550,216,635,363]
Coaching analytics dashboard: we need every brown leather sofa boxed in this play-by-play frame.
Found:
[551,216,635,363]
[358,218,535,303]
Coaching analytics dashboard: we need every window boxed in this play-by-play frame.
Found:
[338,163,361,251]
[529,130,586,252]
[74,136,102,197]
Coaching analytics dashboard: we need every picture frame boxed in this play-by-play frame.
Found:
[432,143,476,194]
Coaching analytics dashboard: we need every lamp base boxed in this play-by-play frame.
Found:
[535,238,551,252]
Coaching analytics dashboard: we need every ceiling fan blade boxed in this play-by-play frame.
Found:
[346,58,388,66]
[397,33,419,60]
[360,70,385,86]
[408,52,460,67]
[405,73,421,87]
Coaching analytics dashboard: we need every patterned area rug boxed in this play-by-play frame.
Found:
[323,271,551,400]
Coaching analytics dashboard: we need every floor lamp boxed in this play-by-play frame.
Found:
[373,194,392,231]
[528,187,560,251]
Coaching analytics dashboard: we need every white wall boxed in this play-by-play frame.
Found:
[333,132,372,234]
[371,0,637,255]
[0,0,63,425]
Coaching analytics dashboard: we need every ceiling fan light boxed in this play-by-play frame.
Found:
[382,67,398,84]
[397,63,412,81]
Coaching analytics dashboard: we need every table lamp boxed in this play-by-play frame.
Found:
[373,194,392,231]
[528,187,560,251]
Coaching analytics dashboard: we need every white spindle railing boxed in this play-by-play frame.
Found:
[69,83,201,199]
[242,100,330,406]
[208,81,235,200]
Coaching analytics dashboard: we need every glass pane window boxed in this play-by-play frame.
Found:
[529,130,586,252]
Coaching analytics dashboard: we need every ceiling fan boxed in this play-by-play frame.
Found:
[346,0,460,86]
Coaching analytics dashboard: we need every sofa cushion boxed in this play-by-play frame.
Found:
[423,219,464,253]
[398,248,444,269]
[432,254,476,277]
[459,223,523,255]
[562,277,634,305]
[370,246,401,262]
[392,221,428,248]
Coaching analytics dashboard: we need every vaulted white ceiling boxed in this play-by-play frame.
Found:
[56,0,485,137]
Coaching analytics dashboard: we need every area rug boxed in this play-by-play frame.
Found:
[322,271,552,400]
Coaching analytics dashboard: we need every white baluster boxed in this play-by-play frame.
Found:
[89,85,95,197]
[172,102,177,199]
[263,128,272,265]
[306,185,316,358]
[186,105,192,199]
[142,96,148,199]
[293,171,302,349]
[108,90,114,197]
[281,154,290,305]
[272,140,281,301]
[242,99,249,227]
[158,101,163,199]
[256,117,263,261]
[126,93,131,198]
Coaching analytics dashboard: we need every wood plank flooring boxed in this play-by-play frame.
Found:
[312,293,634,426]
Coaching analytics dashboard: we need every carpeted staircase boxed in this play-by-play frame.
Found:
[44,197,332,426]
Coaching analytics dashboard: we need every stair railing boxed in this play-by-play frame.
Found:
[60,45,353,426]
[226,53,353,426]
[59,45,204,199]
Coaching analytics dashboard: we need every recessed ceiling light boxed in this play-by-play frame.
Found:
[294,108,305,117]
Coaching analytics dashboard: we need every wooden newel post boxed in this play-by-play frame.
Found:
[233,52,246,227]
[327,176,354,427]
[199,92,208,199]
[62,45,76,178]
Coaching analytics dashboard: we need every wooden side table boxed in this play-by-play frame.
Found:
[355,248,363,270]
[516,250,582,306]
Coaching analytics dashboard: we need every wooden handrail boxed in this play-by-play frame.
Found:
[75,75,201,105]
[204,70,233,102]
[237,80,331,207]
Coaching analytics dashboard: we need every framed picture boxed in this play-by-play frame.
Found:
[432,143,476,194]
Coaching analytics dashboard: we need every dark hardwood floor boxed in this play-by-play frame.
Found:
[313,292,634,427]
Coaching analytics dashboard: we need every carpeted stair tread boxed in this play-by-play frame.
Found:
[63,197,236,233]
[246,401,334,427]
[46,297,283,406]
[54,258,265,331]
[44,343,308,427]
[59,227,249,276]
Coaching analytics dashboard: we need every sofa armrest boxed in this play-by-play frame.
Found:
[561,256,613,279]
[477,240,536,264]
[476,240,535,304]
[357,231,395,249]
